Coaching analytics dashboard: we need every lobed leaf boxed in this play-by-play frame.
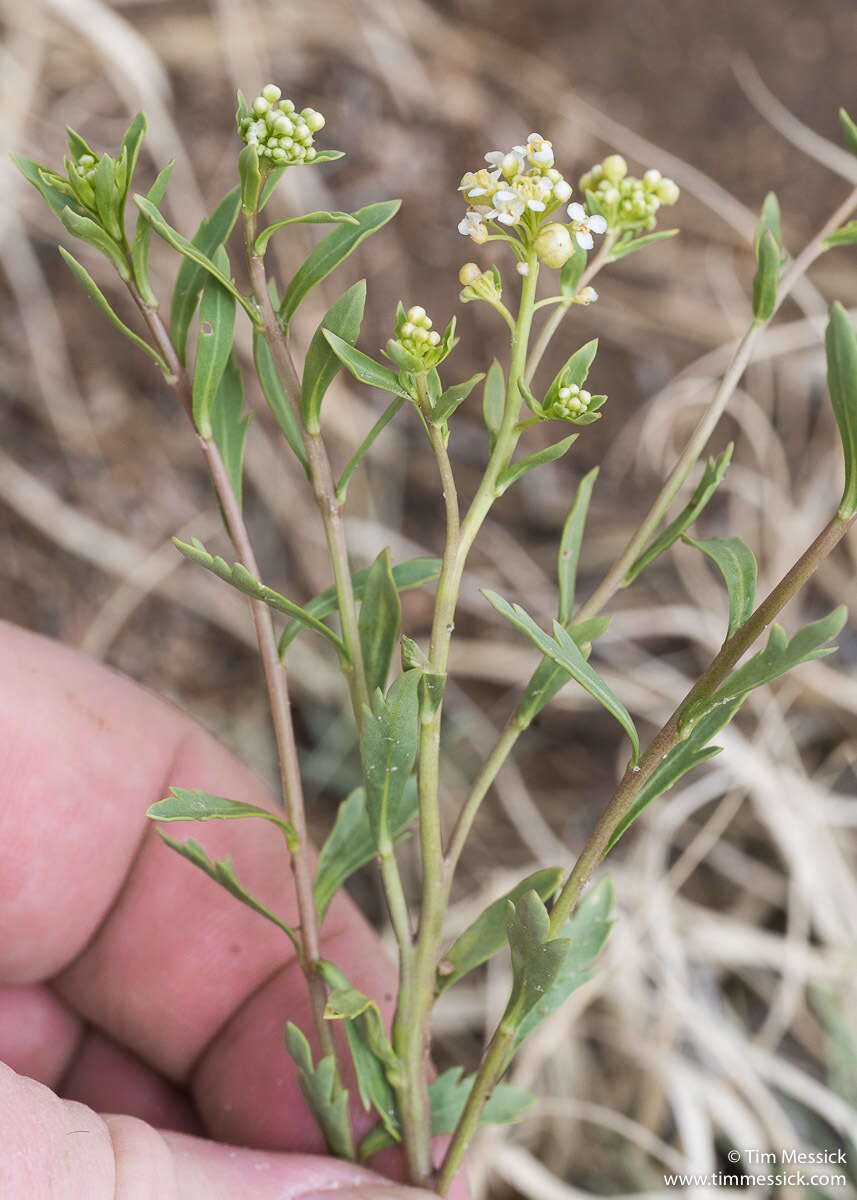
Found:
[301,281,366,433]
[682,534,757,639]
[284,1023,353,1159]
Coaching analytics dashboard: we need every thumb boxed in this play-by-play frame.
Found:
[1,1063,454,1199]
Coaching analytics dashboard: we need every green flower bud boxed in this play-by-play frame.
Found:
[534,222,574,269]
[459,262,482,285]
[262,83,282,103]
[643,168,662,189]
[602,154,628,182]
[657,177,680,205]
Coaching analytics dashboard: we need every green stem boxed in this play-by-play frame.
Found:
[525,235,612,384]
[244,211,370,724]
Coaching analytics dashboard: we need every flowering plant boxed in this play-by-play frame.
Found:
[13,87,857,1194]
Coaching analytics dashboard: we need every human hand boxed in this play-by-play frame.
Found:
[0,621,462,1199]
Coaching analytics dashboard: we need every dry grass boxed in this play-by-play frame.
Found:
[2,1,857,1196]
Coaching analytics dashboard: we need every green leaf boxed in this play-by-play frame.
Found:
[322,331,411,398]
[318,962,401,1139]
[823,221,857,248]
[134,193,256,321]
[496,434,578,495]
[686,607,848,725]
[437,868,564,993]
[606,700,741,852]
[429,373,485,427]
[609,228,678,261]
[505,892,570,1023]
[547,339,598,398]
[57,247,167,371]
[840,108,857,158]
[558,467,598,623]
[148,786,297,843]
[254,210,360,254]
[157,832,299,952]
[516,616,612,725]
[335,395,408,502]
[512,878,613,1047]
[625,443,733,583]
[358,549,401,696]
[301,281,366,433]
[131,160,174,305]
[173,537,347,655]
[484,590,639,763]
[238,144,261,214]
[560,243,588,296]
[483,359,505,443]
[752,228,780,323]
[93,153,124,242]
[210,355,250,508]
[825,302,857,518]
[193,247,236,437]
[682,535,757,639]
[313,777,418,920]
[252,330,310,477]
[259,166,287,211]
[279,557,441,655]
[284,1024,353,1159]
[360,671,420,855]
[278,199,401,328]
[58,205,129,279]
[754,191,782,257]
[119,112,147,207]
[169,187,241,364]
[11,152,89,221]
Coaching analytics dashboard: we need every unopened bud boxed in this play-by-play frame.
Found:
[657,177,680,205]
[459,262,482,285]
[602,154,628,182]
[534,222,574,269]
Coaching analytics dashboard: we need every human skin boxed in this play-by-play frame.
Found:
[0,621,465,1199]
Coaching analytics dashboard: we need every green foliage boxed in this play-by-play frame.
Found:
[429,373,485,426]
[609,228,678,260]
[313,778,418,920]
[558,467,598,622]
[752,229,780,323]
[237,144,262,214]
[839,107,857,157]
[482,358,505,447]
[560,243,588,295]
[825,302,857,518]
[209,355,250,507]
[192,247,236,437]
[516,616,612,725]
[754,191,782,258]
[322,330,412,398]
[284,1023,353,1159]
[11,152,88,220]
[301,281,367,433]
[436,868,564,993]
[335,395,408,502]
[626,444,733,582]
[358,549,401,696]
[58,205,129,278]
[132,160,174,305]
[682,534,757,639]
[505,892,570,1024]
[169,188,241,364]
[484,590,639,762]
[360,671,421,855]
[254,210,359,254]
[148,786,297,844]
[253,330,310,476]
[278,199,401,327]
[823,221,857,248]
[496,433,578,494]
[544,338,598,407]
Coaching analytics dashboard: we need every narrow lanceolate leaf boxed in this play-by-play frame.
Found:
[825,302,857,518]
[279,557,441,654]
[173,537,347,654]
[253,331,310,476]
[685,607,848,726]
[429,373,485,426]
[505,892,570,1023]
[609,229,679,261]
[169,187,242,363]
[625,443,733,583]
[237,144,261,215]
[754,191,782,258]
[358,1068,533,1159]
[254,210,360,254]
[516,616,612,725]
[558,467,598,623]
[548,339,598,396]
[93,154,124,243]
[318,961,401,1139]
[606,699,742,852]
[157,833,300,952]
[436,868,564,994]
[147,786,296,844]
[11,153,89,221]
[119,112,147,206]
[301,281,366,434]
[358,549,401,696]
[360,671,421,855]
[335,395,408,502]
[131,160,174,306]
[278,199,401,328]
[484,590,639,762]
[682,535,757,639]
[823,221,857,248]
[210,355,250,507]
[840,107,857,158]
[58,206,129,279]
[322,331,412,398]
[752,228,780,323]
[193,247,236,437]
[134,194,256,321]
[496,433,578,495]
[512,878,613,1047]
[284,1024,353,1160]
[313,778,418,920]
[483,359,505,445]
[58,247,168,371]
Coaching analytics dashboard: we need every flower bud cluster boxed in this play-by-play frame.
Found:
[547,383,592,420]
[398,305,441,357]
[65,152,99,208]
[579,155,679,233]
[238,83,325,164]
[458,133,574,242]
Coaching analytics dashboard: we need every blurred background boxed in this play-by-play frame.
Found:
[3,0,857,1195]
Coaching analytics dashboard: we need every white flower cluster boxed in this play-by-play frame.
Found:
[579,155,679,232]
[458,133,575,242]
[398,305,441,354]
[549,383,592,420]
[238,84,325,164]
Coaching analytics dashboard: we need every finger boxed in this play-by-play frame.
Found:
[0,983,81,1086]
[0,1061,440,1199]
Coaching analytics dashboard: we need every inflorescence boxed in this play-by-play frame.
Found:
[579,155,679,234]
[238,83,325,165]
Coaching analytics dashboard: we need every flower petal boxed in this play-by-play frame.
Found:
[588,214,608,234]
[567,202,586,222]
[575,230,594,250]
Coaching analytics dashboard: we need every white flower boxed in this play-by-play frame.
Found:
[489,187,526,225]
[485,148,525,178]
[526,133,554,167]
[567,201,608,249]
[459,169,499,200]
[575,286,599,305]
[516,261,530,276]
[552,179,572,203]
[458,210,489,243]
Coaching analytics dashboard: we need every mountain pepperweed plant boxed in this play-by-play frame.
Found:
[14,89,857,1193]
